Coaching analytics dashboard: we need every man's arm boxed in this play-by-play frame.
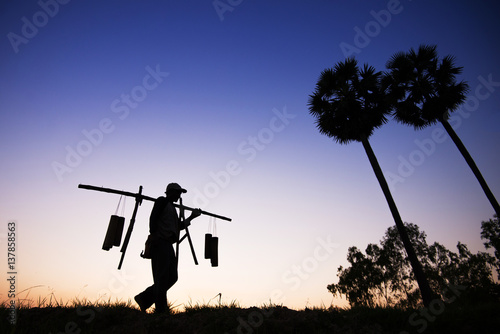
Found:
[179,208,202,230]
[149,196,167,234]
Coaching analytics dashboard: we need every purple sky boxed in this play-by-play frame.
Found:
[1,0,499,309]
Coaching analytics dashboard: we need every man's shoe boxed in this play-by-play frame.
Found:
[134,294,148,313]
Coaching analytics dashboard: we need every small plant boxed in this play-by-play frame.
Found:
[183,294,241,313]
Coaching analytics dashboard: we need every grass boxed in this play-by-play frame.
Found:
[1,294,499,334]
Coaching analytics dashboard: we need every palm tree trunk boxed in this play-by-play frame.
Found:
[361,136,434,307]
[440,118,500,218]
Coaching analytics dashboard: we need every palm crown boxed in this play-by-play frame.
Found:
[308,58,390,144]
[384,45,469,129]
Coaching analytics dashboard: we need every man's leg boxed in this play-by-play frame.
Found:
[166,244,178,291]
[134,285,155,312]
[135,243,164,312]
[152,242,170,313]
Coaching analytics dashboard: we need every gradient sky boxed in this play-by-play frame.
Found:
[1,0,499,310]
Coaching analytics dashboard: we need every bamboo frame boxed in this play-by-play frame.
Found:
[78,183,231,269]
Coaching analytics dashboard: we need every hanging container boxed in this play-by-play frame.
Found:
[102,215,125,250]
[204,233,212,259]
[102,195,126,251]
[210,236,218,267]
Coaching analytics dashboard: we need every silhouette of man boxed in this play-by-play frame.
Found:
[134,183,201,313]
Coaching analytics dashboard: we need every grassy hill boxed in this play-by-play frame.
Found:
[1,299,499,333]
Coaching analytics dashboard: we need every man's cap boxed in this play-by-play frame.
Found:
[166,183,187,194]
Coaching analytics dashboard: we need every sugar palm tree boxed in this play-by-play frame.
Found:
[385,45,500,218]
[308,58,434,307]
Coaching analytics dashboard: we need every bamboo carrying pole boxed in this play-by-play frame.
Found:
[78,184,232,221]
[78,184,231,269]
